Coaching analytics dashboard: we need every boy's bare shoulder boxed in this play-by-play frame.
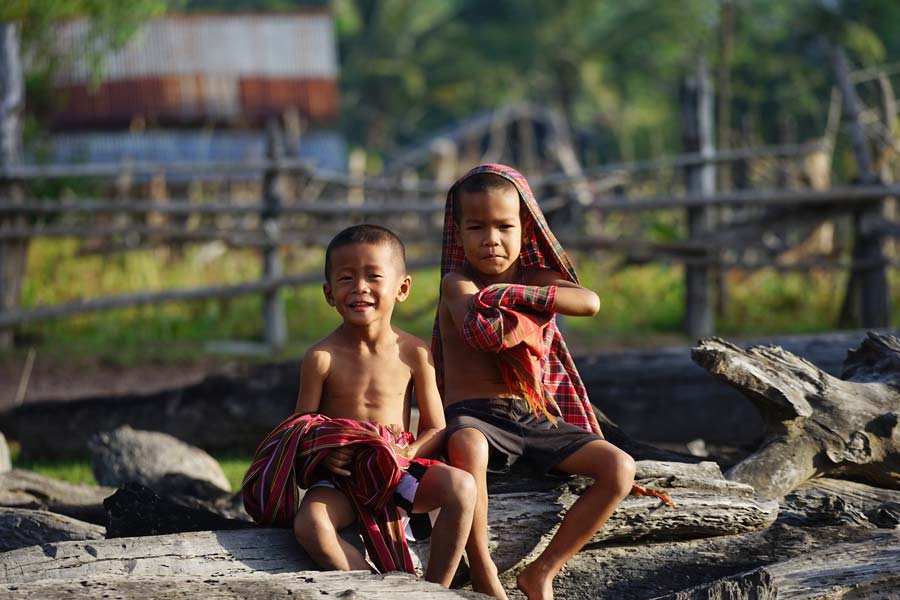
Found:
[394,328,433,366]
[440,270,477,297]
[302,333,340,371]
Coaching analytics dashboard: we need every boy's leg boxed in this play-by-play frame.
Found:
[447,427,510,600]
[410,463,476,587]
[293,486,370,571]
[517,440,635,600]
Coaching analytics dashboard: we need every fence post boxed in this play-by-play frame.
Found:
[0,23,26,350]
[832,46,890,328]
[261,121,287,350]
[679,54,716,339]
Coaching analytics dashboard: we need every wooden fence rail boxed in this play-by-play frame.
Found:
[0,123,894,347]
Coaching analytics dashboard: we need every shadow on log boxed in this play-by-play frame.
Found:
[692,331,900,499]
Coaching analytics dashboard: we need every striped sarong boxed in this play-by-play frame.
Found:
[241,412,436,573]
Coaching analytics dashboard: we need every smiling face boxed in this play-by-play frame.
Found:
[323,242,410,327]
[456,187,527,284]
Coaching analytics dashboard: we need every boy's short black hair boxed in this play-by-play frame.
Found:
[324,224,407,282]
[453,172,521,223]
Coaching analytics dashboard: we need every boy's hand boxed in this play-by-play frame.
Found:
[323,447,355,477]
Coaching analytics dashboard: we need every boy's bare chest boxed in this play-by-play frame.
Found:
[324,352,411,402]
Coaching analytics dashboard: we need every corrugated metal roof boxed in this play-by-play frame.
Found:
[54,13,338,84]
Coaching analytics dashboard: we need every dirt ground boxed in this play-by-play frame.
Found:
[0,356,232,412]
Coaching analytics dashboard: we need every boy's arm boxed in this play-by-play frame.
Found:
[295,348,329,414]
[441,271,557,353]
[295,348,354,477]
[402,342,446,460]
[526,268,600,317]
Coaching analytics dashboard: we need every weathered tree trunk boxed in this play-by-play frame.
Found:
[655,531,900,600]
[0,507,105,552]
[691,331,900,499]
[487,460,777,574]
[0,571,490,600]
[0,460,776,586]
[0,468,114,525]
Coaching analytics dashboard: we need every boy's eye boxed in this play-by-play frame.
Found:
[338,276,352,282]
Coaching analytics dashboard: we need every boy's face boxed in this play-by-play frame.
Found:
[323,242,410,326]
[456,187,526,282]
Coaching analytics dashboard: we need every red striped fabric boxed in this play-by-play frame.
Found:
[241,412,436,573]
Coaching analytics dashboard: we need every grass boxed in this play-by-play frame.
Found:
[14,239,892,364]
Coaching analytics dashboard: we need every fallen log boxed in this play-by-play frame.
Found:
[653,530,900,600]
[0,468,114,525]
[780,477,900,528]
[692,332,900,498]
[0,507,105,552]
[0,460,776,585]
[500,521,896,600]
[0,571,490,600]
[579,329,895,445]
[488,460,777,573]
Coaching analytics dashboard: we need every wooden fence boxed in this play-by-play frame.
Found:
[1,37,897,349]
[0,140,897,348]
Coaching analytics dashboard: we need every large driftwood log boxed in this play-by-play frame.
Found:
[500,521,899,599]
[0,468,114,525]
[653,530,900,600]
[579,329,894,445]
[781,477,900,529]
[692,332,900,499]
[0,460,777,586]
[487,460,777,573]
[0,507,104,552]
[0,571,490,600]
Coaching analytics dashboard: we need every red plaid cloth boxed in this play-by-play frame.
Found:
[432,163,600,435]
[241,412,437,573]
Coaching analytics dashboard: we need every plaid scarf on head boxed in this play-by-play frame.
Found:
[431,163,600,434]
[241,412,436,574]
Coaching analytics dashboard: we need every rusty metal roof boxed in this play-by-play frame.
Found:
[54,13,339,84]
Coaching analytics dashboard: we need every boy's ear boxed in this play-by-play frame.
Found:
[322,282,335,306]
[396,274,412,303]
[521,215,533,244]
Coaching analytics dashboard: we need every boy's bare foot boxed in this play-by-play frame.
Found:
[471,571,509,600]
[516,562,554,600]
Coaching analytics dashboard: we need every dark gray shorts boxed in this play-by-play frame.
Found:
[445,398,602,474]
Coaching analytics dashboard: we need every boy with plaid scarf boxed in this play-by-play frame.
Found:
[433,164,636,600]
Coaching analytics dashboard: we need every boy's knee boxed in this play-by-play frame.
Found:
[293,502,333,547]
[604,449,636,496]
[447,428,489,471]
[446,468,477,510]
